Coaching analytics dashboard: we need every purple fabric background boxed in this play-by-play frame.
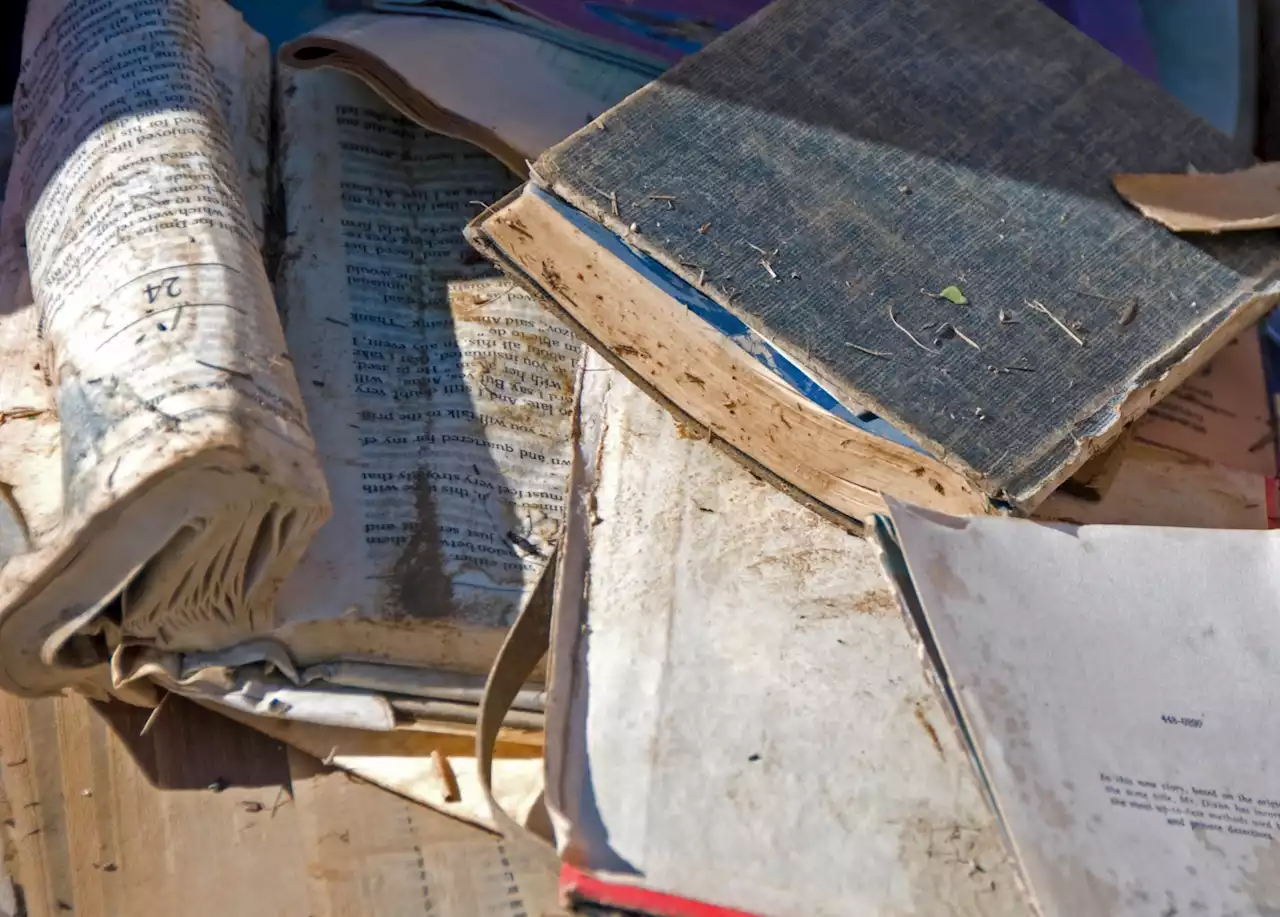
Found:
[1034,0,1159,78]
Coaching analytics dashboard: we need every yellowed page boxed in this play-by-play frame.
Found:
[1134,330,1276,476]
[280,13,649,172]
[0,0,327,696]
[229,68,582,685]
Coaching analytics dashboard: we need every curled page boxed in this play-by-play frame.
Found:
[279,12,650,173]
[0,0,329,697]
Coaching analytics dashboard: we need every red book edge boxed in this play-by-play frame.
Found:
[559,864,766,917]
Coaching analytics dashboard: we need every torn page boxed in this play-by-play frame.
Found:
[1113,162,1280,232]
[887,497,1280,916]
[1134,330,1276,476]
[279,12,650,173]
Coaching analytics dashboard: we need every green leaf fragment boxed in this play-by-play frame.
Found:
[939,285,968,304]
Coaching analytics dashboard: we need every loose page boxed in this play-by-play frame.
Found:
[280,12,650,173]
[1134,330,1276,476]
[258,68,580,689]
[546,357,1026,917]
[887,498,1280,916]
[1035,441,1277,530]
[370,0,767,67]
[0,0,327,697]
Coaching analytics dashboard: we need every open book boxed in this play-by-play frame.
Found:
[0,0,586,733]
[877,499,1280,915]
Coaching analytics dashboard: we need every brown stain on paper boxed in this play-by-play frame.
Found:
[1240,836,1280,914]
[852,587,896,616]
[388,471,453,619]
[923,550,972,603]
[913,703,945,760]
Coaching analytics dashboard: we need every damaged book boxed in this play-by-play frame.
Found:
[468,0,1280,528]
[0,0,583,735]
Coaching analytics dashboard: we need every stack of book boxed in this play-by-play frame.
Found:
[2,0,1280,914]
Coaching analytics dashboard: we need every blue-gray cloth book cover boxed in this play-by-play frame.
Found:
[469,0,1280,526]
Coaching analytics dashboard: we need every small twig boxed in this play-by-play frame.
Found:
[747,242,779,280]
[845,342,893,359]
[648,194,676,210]
[139,692,170,737]
[608,191,619,218]
[889,305,939,354]
[952,326,981,351]
[934,322,979,350]
[321,746,338,766]
[468,199,500,220]
[1025,298,1084,346]
[1072,286,1126,304]
[432,750,461,803]
[0,407,45,424]
[1119,299,1139,326]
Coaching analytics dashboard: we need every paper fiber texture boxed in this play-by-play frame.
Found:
[888,498,1280,916]
[544,355,1027,917]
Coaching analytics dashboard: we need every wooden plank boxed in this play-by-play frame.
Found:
[0,692,563,917]
[0,692,307,917]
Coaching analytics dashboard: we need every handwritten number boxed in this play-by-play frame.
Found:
[144,276,181,304]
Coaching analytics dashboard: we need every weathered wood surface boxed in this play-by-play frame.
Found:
[0,691,561,917]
